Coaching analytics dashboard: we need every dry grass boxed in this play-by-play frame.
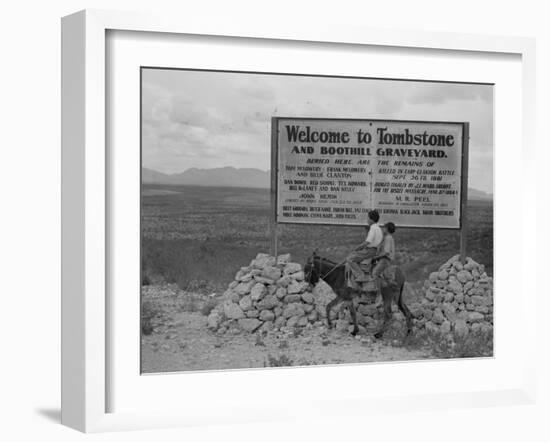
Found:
[142,237,260,293]
[394,328,494,358]
[141,184,493,293]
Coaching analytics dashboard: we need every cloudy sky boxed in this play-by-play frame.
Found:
[142,69,493,193]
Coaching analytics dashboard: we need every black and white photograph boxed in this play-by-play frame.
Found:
[140,68,494,373]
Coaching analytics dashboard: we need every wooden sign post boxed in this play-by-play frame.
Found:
[459,123,470,263]
[270,118,279,257]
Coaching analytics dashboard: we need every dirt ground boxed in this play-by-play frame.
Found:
[141,285,432,373]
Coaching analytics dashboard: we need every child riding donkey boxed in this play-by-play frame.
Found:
[345,209,383,286]
[345,210,397,296]
[372,222,396,280]
[305,214,411,337]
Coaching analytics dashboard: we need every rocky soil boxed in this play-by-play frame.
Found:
[141,283,430,373]
[141,253,493,373]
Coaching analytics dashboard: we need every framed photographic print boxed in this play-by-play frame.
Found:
[61,9,537,432]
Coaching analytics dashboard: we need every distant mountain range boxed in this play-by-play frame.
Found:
[142,166,270,189]
[467,187,493,201]
[142,167,493,200]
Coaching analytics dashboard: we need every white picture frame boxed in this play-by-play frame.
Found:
[61,9,537,433]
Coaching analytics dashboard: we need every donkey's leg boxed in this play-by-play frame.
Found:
[326,297,342,329]
[374,289,393,339]
[348,294,359,336]
[396,284,414,335]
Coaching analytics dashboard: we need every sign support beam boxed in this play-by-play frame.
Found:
[459,123,470,263]
[270,117,278,257]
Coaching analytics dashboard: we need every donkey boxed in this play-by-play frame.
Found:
[304,254,414,338]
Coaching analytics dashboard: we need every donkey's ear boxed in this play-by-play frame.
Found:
[313,248,318,256]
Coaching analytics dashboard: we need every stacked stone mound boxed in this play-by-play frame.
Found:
[207,252,387,335]
[207,253,334,334]
[415,255,493,336]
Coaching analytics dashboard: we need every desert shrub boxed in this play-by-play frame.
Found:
[264,354,323,368]
[177,296,200,313]
[141,273,151,286]
[278,340,289,349]
[142,300,161,320]
[291,326,304,338]
[400,328,493,359]
[141,300,162,336]
[183,279,217,293]
[200,298,218,316]
[433,330,493,359]
[141,321,154,336]
[295,358,323,366]
[264,353,294,367]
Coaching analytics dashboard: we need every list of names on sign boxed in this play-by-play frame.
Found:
[274,118,466,228]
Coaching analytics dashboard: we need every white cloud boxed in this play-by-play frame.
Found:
[142,69,493,192]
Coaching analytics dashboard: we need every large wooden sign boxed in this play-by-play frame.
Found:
[272,117,469,229]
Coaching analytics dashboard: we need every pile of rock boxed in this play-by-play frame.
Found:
[207,253,340,334]
[415,255,493,336]
[207,252,493,337]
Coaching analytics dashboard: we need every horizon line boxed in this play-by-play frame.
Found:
[142,165,493,195]
[143,165,271,175]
